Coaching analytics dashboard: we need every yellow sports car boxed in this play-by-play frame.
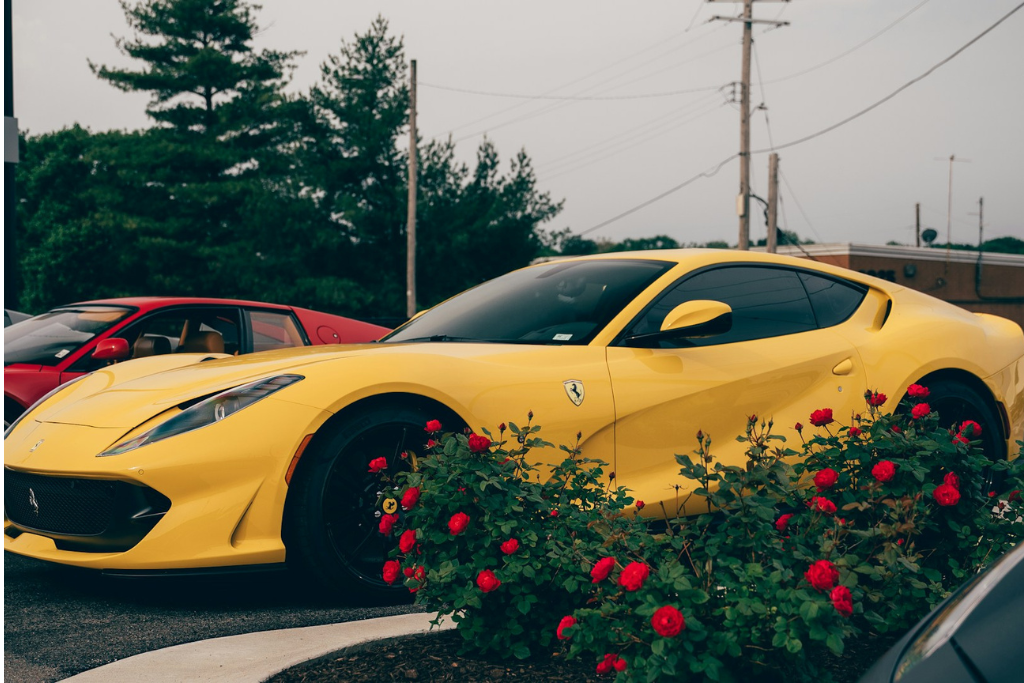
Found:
[5,250,1023,600]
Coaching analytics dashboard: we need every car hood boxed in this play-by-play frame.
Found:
[30,345,380,429]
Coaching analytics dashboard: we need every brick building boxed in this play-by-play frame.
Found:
[768,244,1024,330]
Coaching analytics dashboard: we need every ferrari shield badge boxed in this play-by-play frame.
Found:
[563,380,585,407]
[382,498,399,514]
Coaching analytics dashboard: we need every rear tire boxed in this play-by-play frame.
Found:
[285,404,444,603]
[915,379,1006,490]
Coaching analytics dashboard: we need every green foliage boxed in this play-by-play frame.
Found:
[383,390,1023,682]
[16,3,562,318]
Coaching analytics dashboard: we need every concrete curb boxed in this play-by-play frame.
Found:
[60,612,454,683]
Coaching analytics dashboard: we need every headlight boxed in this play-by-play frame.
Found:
[4,373,92,439]
[98,374,303,457]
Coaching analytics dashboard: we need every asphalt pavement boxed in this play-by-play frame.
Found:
[4,552,423,682]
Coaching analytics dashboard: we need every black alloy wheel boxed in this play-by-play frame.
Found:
[286,405,447,603]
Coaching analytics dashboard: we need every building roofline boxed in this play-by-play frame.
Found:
[756,243,1024,267]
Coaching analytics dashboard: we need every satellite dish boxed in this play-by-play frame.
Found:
[921,228,938,245]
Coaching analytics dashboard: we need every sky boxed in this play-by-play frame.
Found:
[9,0,1024,248]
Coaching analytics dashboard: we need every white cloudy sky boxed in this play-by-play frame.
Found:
[10,0,1024,247]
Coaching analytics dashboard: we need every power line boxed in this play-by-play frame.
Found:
[578,155,737,236]
[759,0,935,86]
[542,100,729,181]
[419,81,724,101]
[779,169,824,243]
[752,1,1023,155]
[751,42,775,151]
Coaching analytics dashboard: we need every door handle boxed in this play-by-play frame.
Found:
[832,358,854,376]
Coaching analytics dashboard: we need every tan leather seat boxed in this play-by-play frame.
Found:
[178,331,225,353]
[132,335,172,358]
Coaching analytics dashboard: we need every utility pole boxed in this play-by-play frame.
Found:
[709,0,788,251]
[766,153,778,253]
[915,203,921,247]
[406,59,418,319]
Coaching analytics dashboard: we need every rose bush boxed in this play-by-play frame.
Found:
[374,389,1023,681]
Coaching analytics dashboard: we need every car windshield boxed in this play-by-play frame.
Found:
[4,306,134,366]
[383,259,673,346]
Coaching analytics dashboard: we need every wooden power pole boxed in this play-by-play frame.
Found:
[766,153,778,253]
[709,0,788,251]
[406,59,418,319]
[915,202,921,247]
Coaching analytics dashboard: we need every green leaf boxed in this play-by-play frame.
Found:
[826,633,845,655]
[785,638,803,654]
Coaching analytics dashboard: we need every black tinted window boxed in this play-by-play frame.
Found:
[4,306,133,366]
[384,259,673,346]
[799,272,867,328]
[622,266,816,348]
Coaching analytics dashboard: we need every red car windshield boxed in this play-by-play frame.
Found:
[4,306,134,366]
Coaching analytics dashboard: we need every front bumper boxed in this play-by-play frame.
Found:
[3,398,331,570]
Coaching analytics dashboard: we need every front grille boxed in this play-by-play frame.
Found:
[4,468,171,552]
[5,470,116,535]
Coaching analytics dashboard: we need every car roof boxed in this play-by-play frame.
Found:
[56,297,295,313]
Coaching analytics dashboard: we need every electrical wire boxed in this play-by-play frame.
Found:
[779,169,824,243]
[537,91,724,172]
[541,100,730,181]
[419,81,724,101]
[437,19,730,137]
[759,0,935,86]
[578,155,737,236]
[751,42,775,151]
[751,1,1024,155]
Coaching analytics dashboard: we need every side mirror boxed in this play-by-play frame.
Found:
[92,338,130,361]
[624,300,732,347]
[660,300,733,334]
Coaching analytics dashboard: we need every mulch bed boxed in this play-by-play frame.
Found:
[268,628,898,682]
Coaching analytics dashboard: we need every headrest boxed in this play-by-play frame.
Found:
[132,335,172,358]
[179,331,225,354]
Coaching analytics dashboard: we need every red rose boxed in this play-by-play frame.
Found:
[378,513,398,536]
[910,403,931,420]
[401,486,420,511]
[399,529,417,553]
[891,425,902,434]
[830,585,853,617]
[635,500,645,510]
[794,422,804,432]
[596,654,627,675]
[467,433,491,453]
[556,615,576,640]
[1010,490,1021,502]
[988,490,997,498]
[651,605,685,637]
[550,510,559,517]
[425,419,442,433]
[811,496,837,515]
[814,468,839,491]
[448,511,470,535]
[382,559,401,585]
[848,426,862,437]
[498,422,506,431]
[810,408,834,427]
[804,559,839,592]
[959,420,982,439]
[952,432,969,445]
[500,538,520,555]
[618,562,650,592]
[591,556,615,583]
[476,569,501,593]
[944,472,960,490]
[866,391,887,407]
[933,483,961,507]
[367,457,388,473]
[427,438,439,448]
[775,513,794,532]
[907,384,930,398]
[872,460,896,482]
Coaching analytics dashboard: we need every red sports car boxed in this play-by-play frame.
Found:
[3,297,389,428]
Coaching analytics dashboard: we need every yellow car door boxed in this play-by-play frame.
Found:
[606,264,868,515]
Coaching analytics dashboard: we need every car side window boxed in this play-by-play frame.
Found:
[798,272,867,328]
[621,266,817,348]
[248,310,307,353]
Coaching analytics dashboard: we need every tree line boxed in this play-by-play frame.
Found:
[15,1,565,321]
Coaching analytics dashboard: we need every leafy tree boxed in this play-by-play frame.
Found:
[87,0,306,299]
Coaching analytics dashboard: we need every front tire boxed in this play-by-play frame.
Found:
[285,405,442,603]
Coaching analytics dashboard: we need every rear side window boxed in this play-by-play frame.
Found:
[249,310,306,352]
[798,272,867,328]
[621,266,817,348]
